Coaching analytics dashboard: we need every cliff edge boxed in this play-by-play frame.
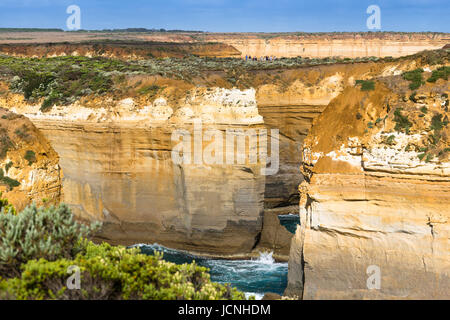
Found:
[0,108,61,210]
[286,64,450,299]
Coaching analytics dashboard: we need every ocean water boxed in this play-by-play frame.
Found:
[137,244,288,299]
[278,213,300,234]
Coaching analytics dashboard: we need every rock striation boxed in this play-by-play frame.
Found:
[1,88,266,255]
[1,49,448,258]
[208,33,449,58]
[0,108,61,210]
[286,71,450,299]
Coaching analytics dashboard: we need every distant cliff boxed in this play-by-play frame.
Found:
[0,31,448,59]
[209,33,449,58]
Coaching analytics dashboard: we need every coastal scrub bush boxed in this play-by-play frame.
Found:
[24,150,36,165]
[0,52,404,108]
[0,242,246,300]
[384,135,396,145]
[137,84,162,96]
[393,108,412,134]
[0,193,16,215]
[427,66,450,83]
[402,69,424,90]
[4,161,13,173]
[0,204,101,278]
[427,113,448,146]
[0,168,20,190]
[355,80,375,91]
[0,201,246,300]
[0,128,13,159]
[14,126,31,141]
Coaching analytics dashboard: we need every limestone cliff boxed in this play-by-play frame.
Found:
[0,48,447,257]
[0,108,61,210]
[1,31,448,59]
[1,88,266,255]
[206,33,450,58]
[0,42,241,59]
[286,70,450,299]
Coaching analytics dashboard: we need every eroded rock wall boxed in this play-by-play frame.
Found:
[1,49,447,257]
[0,108,61,210]
[286,76,450,299]
[2,88,267,255]
[212,34,449,58]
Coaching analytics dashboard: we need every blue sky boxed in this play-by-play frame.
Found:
[0,0,448,32]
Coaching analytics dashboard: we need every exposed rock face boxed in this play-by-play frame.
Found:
[0,42,241,59]
[255,206,298,261]
[258,104,325,207]
[210,33,449,58]
[2,89,267,255]
[0,108,61,210]
[286,75,450,299]
[1,31,448,59]
[1,49,447,257]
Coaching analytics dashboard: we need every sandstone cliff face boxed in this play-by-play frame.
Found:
[0,108,61,210]
[286,74,450,299]
[0,42,241,59]
[1,49,446,256]
[1,88,266,255]
[2,31,447,59]
[254,54,437,207]
[210,33,449,58]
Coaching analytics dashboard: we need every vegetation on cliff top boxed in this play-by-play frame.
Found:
[0,53,384,111]
[0,48,447,111]
[0,201,246,300]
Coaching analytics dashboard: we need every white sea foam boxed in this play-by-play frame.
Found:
[245,292,264,300]
[132,244,288,298]
[254,251,275,264]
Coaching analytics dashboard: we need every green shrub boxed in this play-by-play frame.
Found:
[427,113,448,147]
[384,135,396,145]
[24,150,36,166]
[0,193,16,215]
[0,204,101,278]
[427,66,450,83]
[11,71,55,100]
[14,126,30,140]
[0,130,13,159]
[430,114,447,132]
[393,108,412,134]
[137,84,162,96]
[4,161,13,173]
[0,242,246,300]
[40,94,59,112]
[402,69,424,90]
[356,80,375,91]
[0,168,20,190]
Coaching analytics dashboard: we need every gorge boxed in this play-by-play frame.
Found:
[0,33,448,299]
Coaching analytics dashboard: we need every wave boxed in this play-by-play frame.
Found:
[134,243,288,296]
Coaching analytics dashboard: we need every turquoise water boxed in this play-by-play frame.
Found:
[137,244,288,298]
[278,214,300,234]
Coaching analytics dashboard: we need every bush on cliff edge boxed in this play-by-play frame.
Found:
[0,202,246,300]
[0,203,101,278]
[0,242,245,300]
